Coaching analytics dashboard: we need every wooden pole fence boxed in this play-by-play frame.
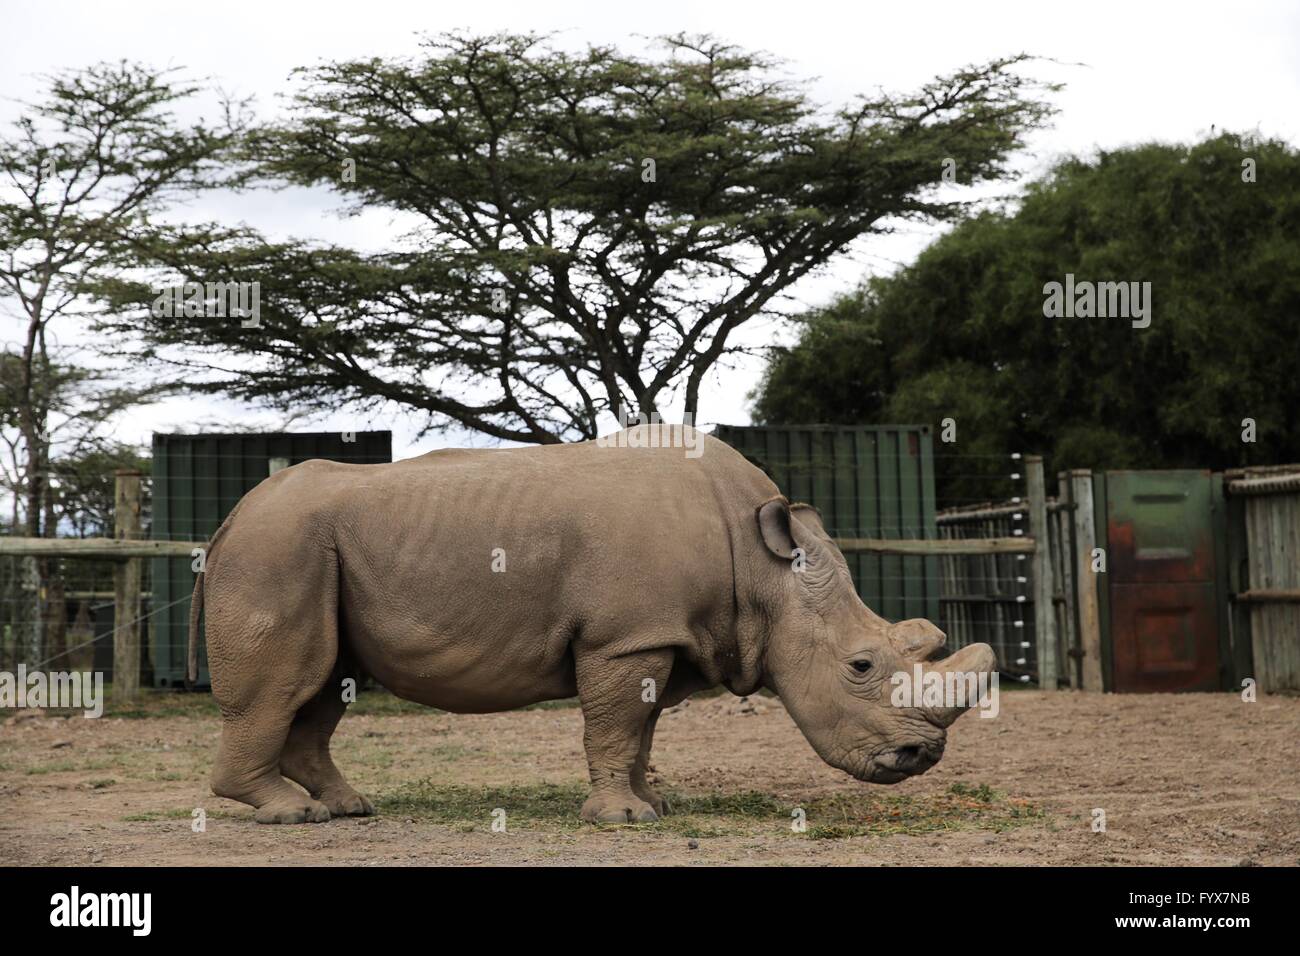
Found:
[112,471,144,707]
[1026,456,1059,691]
[0,538,204,558]
[834,537,1036,556]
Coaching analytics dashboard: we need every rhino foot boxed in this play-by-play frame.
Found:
[634,788,670,818]
[320,788,376,817]
[581,793,660,824]
[254,798,332,825]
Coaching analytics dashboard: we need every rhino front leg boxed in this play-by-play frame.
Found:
[575,647,673,823]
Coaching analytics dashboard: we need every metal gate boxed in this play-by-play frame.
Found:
[1103,470,1222,692]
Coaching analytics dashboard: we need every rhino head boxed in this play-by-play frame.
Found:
[754,497,997,784]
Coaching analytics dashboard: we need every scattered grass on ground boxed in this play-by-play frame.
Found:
[121,807,237,822]
[375,780,1046,839]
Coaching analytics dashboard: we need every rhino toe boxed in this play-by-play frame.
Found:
[322,788,376,817]
[255,798,332,825]
[581,794,659,824]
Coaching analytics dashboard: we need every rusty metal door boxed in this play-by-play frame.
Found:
[1106,471,1220,692]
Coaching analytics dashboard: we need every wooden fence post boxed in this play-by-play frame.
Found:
[112,470,144,706]
[1053,475,1080,689]
[1026,457,1059,690]
[1069,470,1106,691]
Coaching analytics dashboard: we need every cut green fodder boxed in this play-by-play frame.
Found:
[375,780,1045,839]
[948,781,997,802]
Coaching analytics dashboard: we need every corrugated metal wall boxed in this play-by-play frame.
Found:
[712,425,939,623]
[1228,469,1300,693]
[150,431,392,686]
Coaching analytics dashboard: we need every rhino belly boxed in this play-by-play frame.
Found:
[337,571,580,714]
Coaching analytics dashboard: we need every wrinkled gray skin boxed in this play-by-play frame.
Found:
[193,426,997,824]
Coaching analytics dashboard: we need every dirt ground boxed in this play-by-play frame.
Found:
[1,688,1297,866]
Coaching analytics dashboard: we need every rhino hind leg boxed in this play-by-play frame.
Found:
[630,711,669,817]
[207,539,341,825]
[280,671,375,818]
[210,709,333,825]
[575,646,674,824]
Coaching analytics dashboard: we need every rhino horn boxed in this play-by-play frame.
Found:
[920,642,999,728]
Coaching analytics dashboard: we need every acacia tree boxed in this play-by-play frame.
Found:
[0,62,240,537]
[101,33,1056,443]
[0,62,240,663]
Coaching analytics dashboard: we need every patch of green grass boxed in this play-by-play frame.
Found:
[350,691,581,715]
[374,780,1047,840]
[88,779,116,789]
[797,786,1043,838]
[426,744,475,761]
[378,781,590,831]
[99,689,219,720]
[672,790,784,818]
[93,687,583,720]
[121,807,235,822]
[96,687,450,719]
[26,759,116,775]
[346,691,434,717]
[516,698,581,711]
[948,782,996,802]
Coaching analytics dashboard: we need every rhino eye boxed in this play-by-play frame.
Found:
[851,660,873,674]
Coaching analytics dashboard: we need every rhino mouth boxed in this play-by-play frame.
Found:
[863,740,944,783]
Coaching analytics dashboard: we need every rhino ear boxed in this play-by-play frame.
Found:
[789,503,827,537]
[758,496,804,560]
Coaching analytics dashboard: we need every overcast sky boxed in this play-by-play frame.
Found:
[3,0,1298,459]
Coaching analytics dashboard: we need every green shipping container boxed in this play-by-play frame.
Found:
[712,424,939,624]
[150,431,392,687]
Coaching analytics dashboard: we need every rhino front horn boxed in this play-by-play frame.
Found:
[921,642,998,728]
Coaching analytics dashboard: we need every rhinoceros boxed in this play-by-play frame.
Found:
[190,425,996,824]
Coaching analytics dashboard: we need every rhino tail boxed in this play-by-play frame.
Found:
[186,570,203,687]
[186,500,245,688]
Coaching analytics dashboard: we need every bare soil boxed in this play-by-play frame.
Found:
[2,688,1297,866]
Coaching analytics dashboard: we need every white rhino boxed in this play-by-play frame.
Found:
[190,425,996,823]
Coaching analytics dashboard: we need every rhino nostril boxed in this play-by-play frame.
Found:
[881,743,941,774]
